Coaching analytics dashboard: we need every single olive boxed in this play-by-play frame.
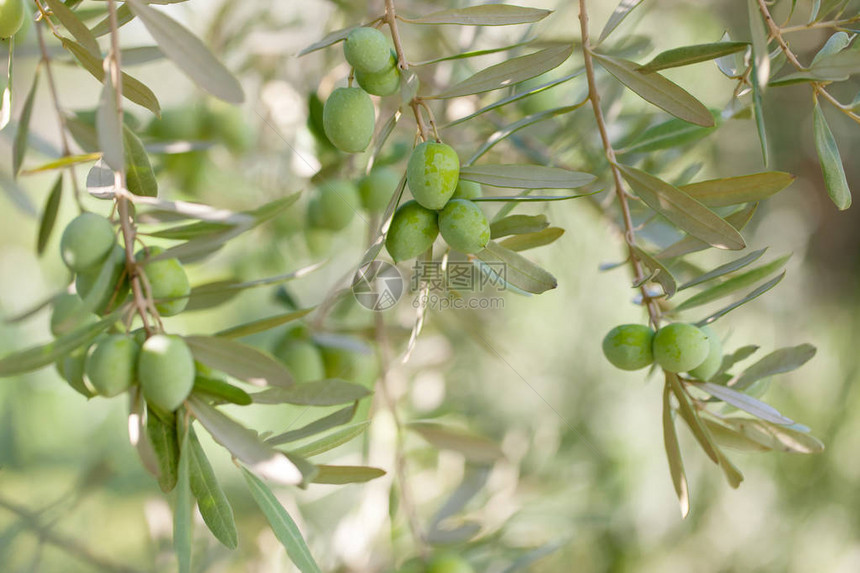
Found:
[75,245,130,314]
[451,179,482,200]
[60,213,116,272]
[0,0,25,39]
[356,52,401,97]
[50,293,98,337]
[323,87,375,153]
[688,325,723,381]
[310,180,361,231]
[406,142,460,210]
[56,346,95,398]
[602,324,655,371]
[652,323,710,373]
[136,247,191,317]
[274,338,325,384]
[343,27,391,74]
[305,228,334,257]
[138,334,195,412]
[438,199,490,254]
[425,553,475,573]
[85,335,140,397]
[385,200,438,262]
[359,167,400,212]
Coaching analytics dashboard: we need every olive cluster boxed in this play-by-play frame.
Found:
[323,27,402,154]
[52,213,199,414]
[602,322,723,380]
[386,141,490,262]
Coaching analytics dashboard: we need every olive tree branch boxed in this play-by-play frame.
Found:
[577,0,662,329]
[383,0,431,141]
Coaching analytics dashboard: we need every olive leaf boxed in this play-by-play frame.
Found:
[490,214,549,239]
[123,125,158,197]
[662,383,690,518]
[678,248,767,291]
[679,172,795,207]
[36,176,63,256]
[188,427,238,549]
[812,101,851,210]
[174,423,193,573]
[311,465,386,484]
[632,246,676,297]
[719,417,824,453]
[401,5,552,26]
[638,42,748,73]
[475,241,558,294]
[697,272,784,325]
[693,382,794,425]
[409,422,504,463]
[731,344,817,390]
[598,0,645,43]
[657,203,757,260]
[44,0,101,56]
[185,336,294,388]
[290,422,371,458]
[252,380,372,406]
[13,68,40,178]
[459,164,595,189]
[498,227,565,251]
[147,409,180,493]
[266,404,357,446]
[215,308,315,339]
[674,255,790,311]
[192,377,253,406]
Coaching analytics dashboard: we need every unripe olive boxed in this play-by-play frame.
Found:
[355,52,401,97]
[343,27,391,73]
[426,554,475,573]
[385,200,438,262]
[136,247,191,317]
[274,338,325,384]
[310,180,361,231]
[0,0,25,39]
[305,228,334,257]
[57,346,95,398]
[321,346,357,380]
[75,245,130,314]
[359,167,400,212]
[451,179,482,200]
[60,213,116,272]
[50,293,98,337]
[138,334,195,411]
[323,87,375,153]
[406,142,460,210]
[688,325,722,381]
[602,324,655,371]
[652,323,709,373]
[438,199,490,254]
[85,335,140,397]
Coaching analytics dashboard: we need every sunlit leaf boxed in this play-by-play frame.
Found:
[638,42,748,73]
[720,417,824,453]
[311,465,386,484]
[732,344,816,390]
[90,4,135,38]
[460,164,595,189]
[657,203,757,259]
[666,372,719,463]
[298,25,358,57]
[598,0,645,44]
[45,0,101,55]
[498,227,564,251]
[679,172,795,207]
[490,214,549,239]
[813,101,851,210]
[703,418,771,452]
[475,241,558,294]
[747,0,770,89]
[123,125,158,197]
[695,381,794,425]
[811,32,851,66]
[662,383,690,517]
[185,336,293,388]
[402,5,551,25]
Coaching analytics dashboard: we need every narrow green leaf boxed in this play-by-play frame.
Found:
[703,418,771,452]
[598,0,645,43]
[241,468,321,573]
[490,214,549,239]
[813,101,851,210]
[592,53,714,127]
[192,377,253,406]
[471,194,595,202]
[188,396,305,485]
[679,172,795,207]
[215,308,315,339]
[747,0,770,90]
[662,383,690,518]
[266,404,357,446]
[413,41,533,67]
[714,446,744,488]
[698,272,784,325]
[717,345,760,376]
[253,380,372,406]
[618,164,745,250]
[433,45,572,99]
[638,42,748,73]
[667,372,719,463]
[36,176,63,256]
[732,344,816,390]
[0,36,13,131]
[460,164,595,189]
[632,246,676,297]
[720,417,824,454]
[475,241,558,294]
[674,255,789,311]
[409,422,504,463]
[401,5,552,25]
[123,125,158,197]
[126,0,244,103]
[809,0,822,24]
[694,382,794,425]
[498,227,564,251]
[13,69,40,178]
[290,422,370,458]
[45,0,101,55]
[617,115,716,155]
[311,465,386,484]
[185,336,294,388]
[679,249,767,291]
[97,74,124,172]
[298,25,357,57]
[657,203,757,259]
[147,409,179,493]
[174,424,192,573]
[188,427,238,549]
[21,152,102,175]
[811,32,851,66]
[90,4,135,38]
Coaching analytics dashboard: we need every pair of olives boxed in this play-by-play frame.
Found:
[323,27,402,153]
[602,322,723,380]
[59,213,191,317]
[273,329,379,386]
[385,142,490,262]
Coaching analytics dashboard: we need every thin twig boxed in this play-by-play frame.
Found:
[384,0,430,141]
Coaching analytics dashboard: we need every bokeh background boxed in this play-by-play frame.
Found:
[0,0,859,571]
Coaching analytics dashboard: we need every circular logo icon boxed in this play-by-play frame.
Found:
[352,261,404,311]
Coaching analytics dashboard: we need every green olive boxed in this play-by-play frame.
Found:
[60,213,116,272]
[688,325,723,381]
[406,142,460,210]
[356,51,401,97]
[385,200,438,262]
[274,338,325,384]
[138,334,195,412]
[75,245,131,314]
[323,87,375,153]
[438,199,490,254]
[56,346,95,398]
[359,167,400,212]
[50,293,98,337]
[309,180,361,231]
[602,324,655,371]
[305,227,334,257]
[343,27,391,74]
[425,554,475,573]
[0,0,25,39]
[451,179,482,200]
[136,247,191,317]
[652,323,709,373]
[85,335,140,397]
